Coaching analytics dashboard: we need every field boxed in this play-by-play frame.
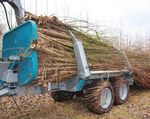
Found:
[0,86,149,119]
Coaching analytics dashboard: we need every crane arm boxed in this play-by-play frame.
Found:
[0,0,24,25]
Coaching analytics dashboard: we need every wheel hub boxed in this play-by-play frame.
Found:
[100,88,112,109]
[119,83,128,100]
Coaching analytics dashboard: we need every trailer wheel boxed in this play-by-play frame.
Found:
[75,90,84,97]
[85,81,114,114]
[51,91,74,102]
[112,77,129,105]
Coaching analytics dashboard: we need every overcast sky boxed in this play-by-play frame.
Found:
[1,0,150,40]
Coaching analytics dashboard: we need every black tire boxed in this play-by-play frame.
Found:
[84,81,114,114]
[75,90,84,97]
[112,77,129,105]
[51,91,74,102]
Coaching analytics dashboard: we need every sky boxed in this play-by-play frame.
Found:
[0,0,150,43]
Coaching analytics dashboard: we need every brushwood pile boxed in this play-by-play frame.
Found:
[25,12,150,89]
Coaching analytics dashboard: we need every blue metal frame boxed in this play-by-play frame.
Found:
[2,20,38,86]
[76,79,85,91]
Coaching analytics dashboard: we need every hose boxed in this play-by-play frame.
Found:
[0,2,11,30]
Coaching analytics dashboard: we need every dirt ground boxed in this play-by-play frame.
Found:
[0,87,149,119]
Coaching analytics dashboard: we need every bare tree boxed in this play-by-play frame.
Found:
[0,26,2,36]
[0,24,4,37]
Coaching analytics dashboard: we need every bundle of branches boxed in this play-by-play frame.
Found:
[25,12,126,85]
[127,51,150,89]
[133,66,150,89]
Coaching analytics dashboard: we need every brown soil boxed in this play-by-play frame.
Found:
[0,87,149,119]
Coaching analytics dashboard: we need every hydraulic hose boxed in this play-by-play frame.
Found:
[0,2,11,30]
